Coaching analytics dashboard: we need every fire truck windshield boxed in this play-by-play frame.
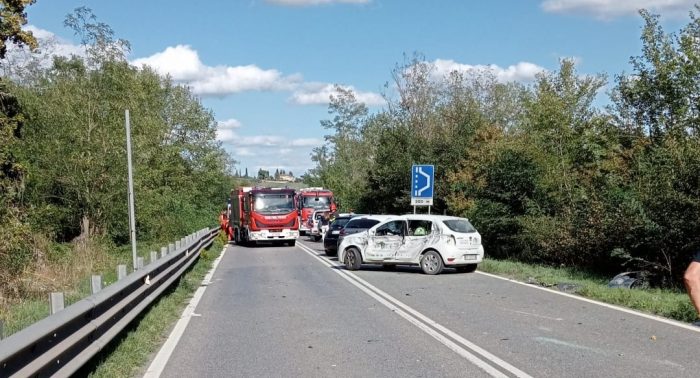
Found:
[303,196,331,209]
[253,194,295,214]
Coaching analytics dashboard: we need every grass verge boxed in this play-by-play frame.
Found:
[478,258,697,323]
[85,233,226,377]
[0,237,199,337]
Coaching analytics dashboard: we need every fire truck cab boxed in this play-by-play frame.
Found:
[230,187,299,246]
[297,187,336,236]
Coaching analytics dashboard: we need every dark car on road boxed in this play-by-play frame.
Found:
[323,214,358,256]
[324,215,394,256]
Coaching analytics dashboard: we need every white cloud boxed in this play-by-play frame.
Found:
[266,0,370,6]
[25,25,85,58]
[218,118,243,129]
[131,45,301,96]
[430,59,546,83]
[289,137,324,147]
[215,119,243,142]
[216,129,237,143]
[290,83,385,106]
[221,136,323,174]
[541,0,696,19]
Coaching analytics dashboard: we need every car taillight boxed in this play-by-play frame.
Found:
[447,235,456,245]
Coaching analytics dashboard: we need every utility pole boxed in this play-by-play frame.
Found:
[125,110,138,270]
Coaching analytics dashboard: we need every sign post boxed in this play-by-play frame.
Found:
[411,164,434,214]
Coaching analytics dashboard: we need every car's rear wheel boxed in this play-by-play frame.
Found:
[287,240,296,247]
[420,250,443,275]
[313,235,321,242]
[456,264,477,273]
[345,248,362,270]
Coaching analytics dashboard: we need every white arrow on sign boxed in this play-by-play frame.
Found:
[415,167,431,196]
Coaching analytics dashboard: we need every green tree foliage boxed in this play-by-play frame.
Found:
[0,0,36,283]
[609,7,700,283]
[309,7,700,287]
[16,8,233,242]
[257,169,270,180]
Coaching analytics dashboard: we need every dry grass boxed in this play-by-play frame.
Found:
[0,236,121,336]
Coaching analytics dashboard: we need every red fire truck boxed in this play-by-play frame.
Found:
[230,187,299,246]
[297,187,336,236]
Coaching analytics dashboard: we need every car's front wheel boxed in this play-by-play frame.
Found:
[345,248,362,270]
[420,250,443,275]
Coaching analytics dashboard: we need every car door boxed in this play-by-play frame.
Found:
[364,220,406,261]
[395,219,433,261]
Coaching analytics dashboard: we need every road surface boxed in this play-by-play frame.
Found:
[150,239,700,378]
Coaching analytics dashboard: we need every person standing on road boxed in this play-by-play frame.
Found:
[683,250,700,326]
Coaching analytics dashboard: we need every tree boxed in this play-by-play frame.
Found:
[0,0,37,279]
[257,169,269,180]
[609,7,700,283]
[0,0,37,59]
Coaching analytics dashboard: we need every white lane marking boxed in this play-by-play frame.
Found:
[476,271,700,333]
[510,310,563,321]
[533,337,605,354]
[143,246,228,378]
[296,242,531,378]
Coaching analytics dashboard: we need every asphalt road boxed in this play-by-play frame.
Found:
[154,238,700,378]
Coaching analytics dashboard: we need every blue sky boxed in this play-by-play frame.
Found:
[22,0,696,175]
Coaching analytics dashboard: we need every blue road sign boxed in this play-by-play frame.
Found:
[411,164,434,206]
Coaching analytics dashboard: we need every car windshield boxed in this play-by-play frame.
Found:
[253,194,295,214]
[442,219,477,233]
[303,196,331,209]
[346,219,380,229]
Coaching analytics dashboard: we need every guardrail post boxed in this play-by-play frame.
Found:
[175,240,181,250]
[50,292,64,314]
[118,264,127,280]
[137,257,144,270]
[0,319,4,340]
[91,275,102,294]
[168,243,175,253]
[150,251,158,263]
[161,246,168,258]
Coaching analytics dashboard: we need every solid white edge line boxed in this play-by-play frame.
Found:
[296,242,529,378]
[475,270,700,333]
[143,245,228,378]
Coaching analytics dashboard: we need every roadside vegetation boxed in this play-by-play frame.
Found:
[0,3,235,332]
[479,258,697,323]
[306,7,700,295]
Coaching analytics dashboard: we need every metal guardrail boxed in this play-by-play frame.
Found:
[0,227,219,377]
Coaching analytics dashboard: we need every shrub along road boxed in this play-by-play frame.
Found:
[150,239,700,377]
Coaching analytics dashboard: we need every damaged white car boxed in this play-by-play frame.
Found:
[337,215,484,275]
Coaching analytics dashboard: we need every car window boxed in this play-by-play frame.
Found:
[408,220,432,236]
[442,219,476,233]
[330,217,352,229]
[375,220,406,236]
[346,219,380,229]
